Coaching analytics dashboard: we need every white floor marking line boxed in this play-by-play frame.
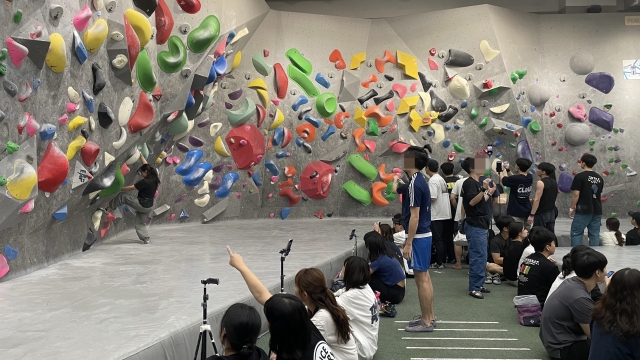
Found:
[398,329,508,332]
[396,321,499,324]
[402,337,518,341]
[407,347,530,350]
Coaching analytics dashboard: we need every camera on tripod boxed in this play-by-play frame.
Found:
[194,278,220,360]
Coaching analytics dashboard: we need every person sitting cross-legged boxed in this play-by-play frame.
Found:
[517,227,560,306]
[485,215,513,285]
[364,231,406,305]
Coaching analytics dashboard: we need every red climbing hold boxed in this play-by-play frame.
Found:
[314,209,323,219]
[389,140,410,153]
[274,63,288,100]
[329,49,346,70]
[557,123,563,129]
[128,91,155,134]
[176,0,201,14]
[300,161,334,200]
[281,127,293,148]
[279,186,301,207]
[483,80,493,89]
[284,165,297,178]
[226,124,265,170]
[155,0,174,45]
[428,58,439,71]
[429,48,437,56]
[551,140,557,146]
[256,104,266,127]
[375,50,396,73]
[81,141,100,166]
[152,86,163,101]
[37,141,69,193]
[278,178,293,188]
[603,170,610,176]
[124,16,140,71]
[264,49,270,58]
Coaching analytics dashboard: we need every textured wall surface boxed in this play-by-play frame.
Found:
[1,2,639,281]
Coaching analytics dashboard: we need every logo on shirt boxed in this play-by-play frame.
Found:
[517,184,532,198]
[313,341,336,360]
[369,303,379,325]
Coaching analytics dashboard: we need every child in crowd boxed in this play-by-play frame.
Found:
[207,303,269,360]
[364,231,406,304]
[391,214,413,276]
[502,222,530,284]
[517,227,560,305]
[334,256,379,360]
[485,216,513,285]
[600,218,625,246]
[625,211,640,245]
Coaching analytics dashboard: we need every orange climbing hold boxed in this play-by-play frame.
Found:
[314,209,323,219]
[364,105,392,127]
[375,50,396,73]
[361,74,378,88]
[279,187,301,207]
[378,164,394,183]
[284,164,297,177]
[278,178,293,188]
[352,127,366,152]
[334,112,349,129]
[296,123,316,142]
[329,49,346,70]
[371,181,389,207]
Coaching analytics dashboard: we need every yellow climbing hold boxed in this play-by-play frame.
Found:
[396,50,418,79]
[490,103,510,114]
[231,51,242,71]
[350,52,366,70]
[214,136,230,157]
[269,108,285,130]
[68,116,88,131]
[409,109,424,132]
[256,89,269,108]
[83,19,108,53]
[66,135,87,160]
[248,78,267,91]
[125,9,152,47]
[480,40,500,62]
[45,33,67,73]
[397,95,420,115]
[6,159,37,201]
[354,106,366,128]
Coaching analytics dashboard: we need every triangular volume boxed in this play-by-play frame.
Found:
[11,12,51,70]
[179,209,189,219]
[106,20,132,85]
[339,70,360,103]
[72,160,93,189]
[12,37,50,70]
[444,66,458,80]
[162,72,195,115]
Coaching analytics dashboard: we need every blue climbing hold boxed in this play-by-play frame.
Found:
[53,205,68,221]
[265,159,280,176]
[273,127,284,146]
[206,61,217,85]
[529,105,536,113]
[39,124,56,141]
[445,124,452,131]
[176,149,204,176]
[275,149,288,158]
[295,137,304,147]
[292,95,309,111]
[521,116,532,128]
[493,138,503,147]
[226,30,236,45]
[32,76,41,90]
[315,73,331,89]
[442,139,451,148]
[426,130,434,137]
[460,100,468,109]
[516,93,521,100]
[73,30,88,64]
[185,91,195,109]
[454,124,461,130]
[252,171,263,186]
[179,209,190,219]
[4,244,18,261]
[161,134,170,144]
[214,55,227,76]
[495,151,503,158]
[82,90,95,113]
[506,124,516,131]
[321,125,336,141]
[61,178,68,186]
[304,114,321,128]
[281,207,292,220]
[183,162,213,187]
[215,172,240,198]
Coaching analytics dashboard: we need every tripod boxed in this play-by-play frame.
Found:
[193,278,220,360]
[349,229,357,257]
[280,239,293,293]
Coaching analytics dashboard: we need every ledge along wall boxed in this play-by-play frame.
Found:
[1,2,639,281]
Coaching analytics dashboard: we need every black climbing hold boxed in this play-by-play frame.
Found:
[444,49,474,67]
[384,74,394,81]
[3,80,17,97]
[422,135,428,141]
[339,103,347,112]
[301,195,309,201]
[310,171,318,179]
[133,0,158,16]
[97,102,115,129]
[302,142,312,154]
[340,132,348,139]
[92,63,106,96]
[357,89,378,105]
[81,128,90,139]
[418,72,432,92]
[298,106,312,120]
[429,90,447,112]
[326,212,333,217]
[438,105,459,122]
[83,161,116,196]
[373,90,394,106]
[82,228,97,252]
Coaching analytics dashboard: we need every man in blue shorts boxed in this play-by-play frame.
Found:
[393,145,435,332]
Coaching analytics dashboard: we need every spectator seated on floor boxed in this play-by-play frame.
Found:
[391,214,414,276]
[625,211,640,246]
[548,245,604,302]
[485,215,514,285]
[600,217,625,246]
[334,256,379,359]
[518,225,536,270]
[589,268,640,360]
[206,303,269,360]
[540,248,608,360]
[517,227,560,306]
[364,231,406,305]
[227,246,348,360]
[375,222,404,264]
[500,221,530,284]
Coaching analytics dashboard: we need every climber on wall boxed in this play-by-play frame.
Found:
[99,153,160,244]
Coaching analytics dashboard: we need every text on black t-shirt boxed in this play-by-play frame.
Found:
[570,171,603,215]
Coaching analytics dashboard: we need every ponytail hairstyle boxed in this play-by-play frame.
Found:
[219,303,261,358]
[537,162,556,181]
[294,268,352,344]
[139,164,160,186]
[606,218,625,246]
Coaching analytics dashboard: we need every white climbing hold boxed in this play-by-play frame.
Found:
[418,91,431,111]
[110,31,123,41]
[229,28,249,45]
[153,204,170,216]
[209,123,222,137]
[194,194,210,207]
[490,103,510,114]
[204,170,214,183]
[431,123,445,144]
[112,54,128,69]
[125,147,141,165]
[68,86,80,103]
[93,0,104,10]
[92,210,102,230]
[119,96,133,126]
[198,181,210,195]
[104,151,115,166]
[448,76,470,100]
[89,116,96,131]
[113,126,127,149]
[479,40,500,62]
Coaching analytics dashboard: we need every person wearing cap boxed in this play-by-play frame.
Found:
[426,158,452,269]
[569,154,604,247]
[625,211,640,245]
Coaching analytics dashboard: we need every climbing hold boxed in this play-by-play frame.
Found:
[292,95,308,112]
[157,35,187,73]
[73,5,92,31]
[44,33,67,73]
[445,49,474,67]
[358,89,378,105]
[322,125,336,141]
[286,48,313,75]
[391,83,408,99]
[565,123,591,146]
[113,127,127,150]
[529,121,541,134]
[273,63,288,100]
[516,69,527,80]
[585,72,615,94]
[125,9,153,47]
[350,52,366,70]
[177,0,201,13]
[136,49,157,93]
[373,90,394,106]
[342,180,372,206]
[490,104,510,114]
[52,205,68,221]
[226,97,255,127]
[252,53,272,76]
[528,84,551,107]
[215,172,239,198]
[315,73,331,89]
[39,124,56,141]
[176,149,203,176]
[279,187,302,207]
[517,139,534,163]
[128,91,154,134]
[6,38,28,68]
[66,135,87,160]
[430,90,447,112]
[428,58,439,71]
[479,40,500,62]
[315,93,338,118]
[6,159,37,200]
[82,90,95,113]
[154,0,174,45]
[6,141,19,154]
[68,116,88,132]
[226,124,265,169]
[396,50,418,79]
[510,72,519,84]
[296,123,316,142]
[448,76,470,100]
[288,64,319,97]
[347,154,377,181]
[300,161,334,200]
[228,89,243,101]
[569,52,595,75]
[329,49,346,70]
[183,162,213,187]
[418,72,433,93]
[90,63,107,96]
[438,106,459,123]
[96,103,115,130]
[374,50,396,73]
[83,19,108,53]
[589,107,614,132]
[38,141,69,193]
[81,141,100,167]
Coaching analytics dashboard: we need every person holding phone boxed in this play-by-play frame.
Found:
[499,158,534,229]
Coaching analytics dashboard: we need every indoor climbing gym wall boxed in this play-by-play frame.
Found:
[1,2,639,281]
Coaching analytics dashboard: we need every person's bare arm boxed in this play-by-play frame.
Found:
[121,185,136,191]
[580,323,591,338]
[492,253,504,265]
[392,175,400,194]
[570,190,580,217]
[227,246,272,306]
[139,152,148,165]
[450,193,458,209]
[529,180,544,223]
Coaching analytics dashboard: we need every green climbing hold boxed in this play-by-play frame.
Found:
[99,163,125,197]
[0,176,6,186]
[607,146,614,151]
[488,88,499,96]
[227,98,256,127]
[0,63,6,76]
[138,143,150,158]
[384,182,396,201]
[529,120,541,134]
[590,147,594,151]
[484,169,491,177]
[286,48,312,76]
[288,64,319,98]
[136,48,157,93]
[454,143,465,153]
[636,200,640,206]
[13,10,23,24]
[516,69,527,79]
[0,48,7,61]
[509,142,516,148]
[347,154,377,181]
[315,92,337,117]
[621,164,628,169]
[613,128,619,133]
[604,104,613,110]
[157,35,187,74]
[342,180,372,206]
[168,112,189,135]
[252,53,272,77]
[187,15,220,54]
[469,107,479,120]
[366,118,379,136]
[608,158,615,163]
[510,72,518,84]
[588,140,596,146]
[610,170,615,175]
[479,117,488,128]
[6,141,19,154]
[611,212,617,218]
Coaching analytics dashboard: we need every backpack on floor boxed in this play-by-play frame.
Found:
[513,295,541,327]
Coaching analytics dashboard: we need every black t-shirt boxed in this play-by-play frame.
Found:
[536,177,558,214]
[303,324,336,360]
[462,177,489,229]
[503,240,524,281]
[589,320,640,359]
[501,174,533,218]
[625,228,640,246]
[206,347,269,360]
[445,175,458,218]
[135,178,158,207]
[571,171,603,215]
[488,234,508,263]
[517,252,560,304]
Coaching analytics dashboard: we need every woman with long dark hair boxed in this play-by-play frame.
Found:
[530,162,558,233]
[206,303,268,360]
[600,218,625,246]
[589,268,640,359]
[373,222,403,264]
[99,153,160,244]
[364,231,406,304]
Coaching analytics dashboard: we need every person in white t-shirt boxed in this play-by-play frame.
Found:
[426,159,452,269]
[334,256,379,360]
[392,214,413,276]
[450,176,469,270]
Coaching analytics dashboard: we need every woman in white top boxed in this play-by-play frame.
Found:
[295,268,358,360]
[600,218,625,246]
[334,256,379,360]
[548,245,590,298]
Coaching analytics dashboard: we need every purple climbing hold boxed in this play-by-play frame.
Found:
[175,194,187,203]
[197,118,211,128]
[588,107,614,132]
[225,101,233,110]
[558,172,574,193]
[209,175,223,190]
[228,89,243,101]
[585,72,615,94]
[175,142,190,153]
[188,135,204,147]
[212,161,225,173]
[517,139,533,163]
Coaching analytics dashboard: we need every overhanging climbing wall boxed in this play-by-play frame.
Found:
[2,2,640,281]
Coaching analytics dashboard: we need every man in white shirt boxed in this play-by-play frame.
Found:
[450,175,469,270]
[426,159,452,268]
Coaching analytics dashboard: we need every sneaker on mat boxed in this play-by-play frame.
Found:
[405,319,434,332]
[430,263,445,269]
[485,272,493,284]
[379,302,397,318]
[409,316,437,327]
[469,290,484,299]
[492,274,502,285]
[142,238,150,244]
[480,287,491,293]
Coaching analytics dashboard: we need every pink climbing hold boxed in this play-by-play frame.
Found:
[214,39,226,57]
[386,100,395,112]
[409,82,419,93]
[271,99,280,106]
[268,193,273,198]
[269,213,275,218]
[236,193,242,199]
[58,114,69,125]
[168,214,176,221]
[166,156,174,164]
[363,140,377,153]
[264,49,269,58]
[172,156,180,164]
[120,163,130,176]
[568,104,587,121]
[0,254,8,280]
[154,190,159,197]
[19,199,35,214]
[73,5,92,31]
[428,58,439,71]
[6,37,29,68]
[67,102,79,113]
[392,83,407,99]
[271,176,278,183]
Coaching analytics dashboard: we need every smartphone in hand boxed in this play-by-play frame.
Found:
[496,161,503,173]
[607,270,614,278]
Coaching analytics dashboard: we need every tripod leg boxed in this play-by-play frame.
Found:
[206,330,219,355]
[193,332,203,360]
